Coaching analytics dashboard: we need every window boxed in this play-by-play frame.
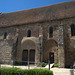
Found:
[71,24,75,36]
[4,32,7,39]
[49,26,53,37]
[27,30,31,37]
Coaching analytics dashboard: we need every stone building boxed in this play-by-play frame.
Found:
[0,1,75,68]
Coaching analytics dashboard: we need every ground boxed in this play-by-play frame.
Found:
[0,64,75,75]
[51,68,75,75]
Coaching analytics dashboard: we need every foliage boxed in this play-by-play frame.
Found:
[14,62,21,66]
[0,67,53,75]
[54,63,59,67]
[41,62,47,67]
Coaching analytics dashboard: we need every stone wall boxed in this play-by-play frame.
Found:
[0,24,40,64]
[63,18,75,67]
[0,40,12,63]
[42,17,75,67]
[0,17,75,67]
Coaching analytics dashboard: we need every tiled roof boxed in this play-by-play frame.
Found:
[0,1,75,28]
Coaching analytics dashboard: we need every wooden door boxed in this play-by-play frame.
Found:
[22,50,28,65]
[49,52,54,63]
[29,50,35,64]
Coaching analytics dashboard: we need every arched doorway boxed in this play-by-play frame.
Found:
[43,38,58,63]
[21,39,36,65]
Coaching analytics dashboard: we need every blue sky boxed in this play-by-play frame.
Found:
[0,0,72,13]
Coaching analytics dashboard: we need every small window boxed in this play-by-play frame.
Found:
[49,26,53,37]
[27,30,31,37]
[71,24,75,36]
[4,32,7,39]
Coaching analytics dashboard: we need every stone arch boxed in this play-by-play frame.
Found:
[21,39,36,50]
[43,38,58,63]
[21,38,36,65]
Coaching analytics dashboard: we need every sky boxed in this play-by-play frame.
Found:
[0,0,72,13]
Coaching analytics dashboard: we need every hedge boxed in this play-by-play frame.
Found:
[0,67,53,75]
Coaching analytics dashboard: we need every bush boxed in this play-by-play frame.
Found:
[41,62,47,67]
[54,63,59,67]
[0,67,53,75]
[65,65,73,69]
[14,62,21,66]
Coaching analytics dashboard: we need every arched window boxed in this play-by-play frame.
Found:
[4,32,7,39]
[71,24,75,36]
[49,26,53,37]
[27,30,31,37]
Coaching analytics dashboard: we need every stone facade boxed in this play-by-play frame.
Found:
[0,1,75,68]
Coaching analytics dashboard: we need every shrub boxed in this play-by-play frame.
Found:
[41,62,47,67]
[14,61,21,66]
[65,65,73,69]
[0,67,53,75]
[54,63,59,67]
